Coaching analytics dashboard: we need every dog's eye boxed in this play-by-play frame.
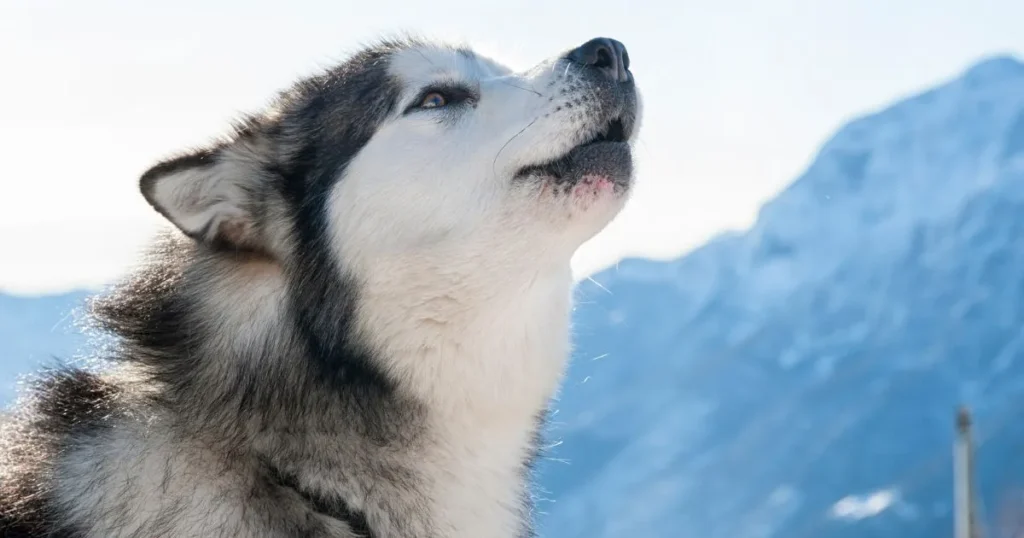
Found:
[419,92,448,109]
[404,86,476,115]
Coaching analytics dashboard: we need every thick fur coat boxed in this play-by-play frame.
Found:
[0,36,640,537]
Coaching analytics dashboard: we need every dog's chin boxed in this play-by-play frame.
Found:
[509,141,632,251]
[516,141,633,201]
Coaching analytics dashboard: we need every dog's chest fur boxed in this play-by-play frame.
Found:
[352,260,573,537]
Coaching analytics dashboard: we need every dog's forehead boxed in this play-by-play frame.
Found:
[387,44,512,88]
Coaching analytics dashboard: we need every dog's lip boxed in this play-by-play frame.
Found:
[514,115,633,180]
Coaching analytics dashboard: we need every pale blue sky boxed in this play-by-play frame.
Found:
[2,0,1023,294]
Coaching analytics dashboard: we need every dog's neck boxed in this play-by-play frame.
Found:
[353,252,574,421]
[346,252,572,537]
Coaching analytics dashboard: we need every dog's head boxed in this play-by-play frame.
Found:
[140,37,640,276]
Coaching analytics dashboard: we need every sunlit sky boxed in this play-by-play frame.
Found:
[3,0,1024,295]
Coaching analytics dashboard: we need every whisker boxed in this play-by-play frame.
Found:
[492,117,539,176]
[498,79,542,97]
[491,117,540,176]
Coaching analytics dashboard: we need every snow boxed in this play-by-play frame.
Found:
[831,489,899,520]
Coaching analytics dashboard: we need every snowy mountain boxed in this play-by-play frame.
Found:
[533,55,1024,538]
[4,54,1024,537]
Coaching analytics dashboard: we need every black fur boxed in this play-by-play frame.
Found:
[265,462,375,538]
[272,45,404,408]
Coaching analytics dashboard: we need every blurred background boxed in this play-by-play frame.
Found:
[4,1,1024,536]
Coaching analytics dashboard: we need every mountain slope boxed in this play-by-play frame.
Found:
[534,55,1024,538]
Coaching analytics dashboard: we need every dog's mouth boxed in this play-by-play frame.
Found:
[515,116,634,186]
[596,118,629,144]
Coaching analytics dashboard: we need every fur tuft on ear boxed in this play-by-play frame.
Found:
[140,137,271,252]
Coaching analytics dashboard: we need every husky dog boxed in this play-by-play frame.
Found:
[0,36,639,537]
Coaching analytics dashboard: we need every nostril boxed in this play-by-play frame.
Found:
[594,47,613,69]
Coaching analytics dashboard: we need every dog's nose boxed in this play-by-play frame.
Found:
[566,38,631,83]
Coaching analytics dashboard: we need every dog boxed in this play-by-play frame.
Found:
[0,35,640,537]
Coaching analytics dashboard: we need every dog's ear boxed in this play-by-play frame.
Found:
[140,125,276,251]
